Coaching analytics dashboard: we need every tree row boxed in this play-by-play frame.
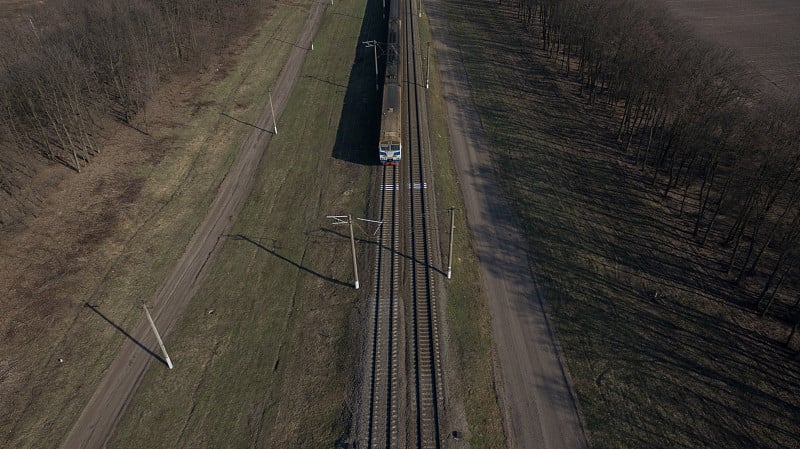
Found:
[504,0,800,345]
[0,0,265,222]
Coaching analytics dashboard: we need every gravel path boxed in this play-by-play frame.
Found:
[425,1,589,448]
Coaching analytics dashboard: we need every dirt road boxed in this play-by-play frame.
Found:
[58,4,327,449]
[425,1,589,448]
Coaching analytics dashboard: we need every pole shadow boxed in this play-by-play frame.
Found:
[230,234,352,287]
[319,226,447,276]
[84,303,169,367]
[219,111,275,134]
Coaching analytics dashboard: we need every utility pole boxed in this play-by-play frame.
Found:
[143,304,173,369]
[28,17,40,40]
[425,42,431,89]
[268,88,277,135]
[363,40,379,91]
[447,207,455,279]
[348,214,360,289]
[418,0,422,17]
[327,215,360,289]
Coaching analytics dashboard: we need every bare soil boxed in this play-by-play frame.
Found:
[0,0,44,17]
[661,0,800,95]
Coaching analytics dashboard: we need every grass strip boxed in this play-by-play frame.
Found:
[109,0,378,447]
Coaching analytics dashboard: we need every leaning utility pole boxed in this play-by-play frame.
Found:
[447,207,455,279]
[268,88,278,135]
[425,42,431,89]
[143,304,173,369]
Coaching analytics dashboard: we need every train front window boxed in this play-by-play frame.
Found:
[391,144,401,155]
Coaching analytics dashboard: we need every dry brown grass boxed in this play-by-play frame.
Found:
[663,0,800,96]
[0,3,304,448]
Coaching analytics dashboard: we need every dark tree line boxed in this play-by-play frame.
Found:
[503,0,800,347]
[0,0,265,222]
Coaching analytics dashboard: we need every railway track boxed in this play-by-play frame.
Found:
[359,0,443,447]
[401,0,444,447]
[363,165,401,449]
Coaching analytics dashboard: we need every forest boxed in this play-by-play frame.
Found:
[0,0,264,224]
[505,0,800,346]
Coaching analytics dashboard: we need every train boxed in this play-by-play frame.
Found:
[378,0,402,165]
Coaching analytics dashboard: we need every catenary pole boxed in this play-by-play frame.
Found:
[447,207,455,279]
[373,43,378,90]
[327,215,362,289]
[425,42,430,89]
[363,40,379,91]
[269,88,277,135]
[349,214,360,289]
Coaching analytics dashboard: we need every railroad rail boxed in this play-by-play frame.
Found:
[362,165,401,449]
[401,0,444,447]
[358,0,444,447]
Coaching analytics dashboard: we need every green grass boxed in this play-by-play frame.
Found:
[441,1,800,449]
[108,0,379,447]
[1,5,310,449]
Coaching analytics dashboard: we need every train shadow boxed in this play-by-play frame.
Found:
[331,0,386,165]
